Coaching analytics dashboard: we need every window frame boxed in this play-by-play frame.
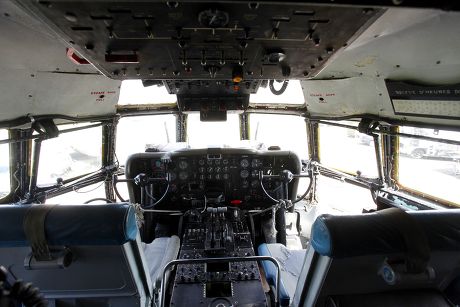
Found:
[0,129,11,202]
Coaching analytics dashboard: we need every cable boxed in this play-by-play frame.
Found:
[259,179,279,203]
[143,183,170,209]
[292,171,315,204]
[269,79,289,95]
[200,196,208,214]
[83,198,114,204]
[113,178,127,202]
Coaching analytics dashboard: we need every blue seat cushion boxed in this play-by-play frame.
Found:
[0,203,137,247]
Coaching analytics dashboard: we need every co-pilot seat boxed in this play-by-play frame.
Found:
[293,208,460,307]
[0,203,179,307]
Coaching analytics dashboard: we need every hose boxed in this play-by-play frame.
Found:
[269,80,289,95]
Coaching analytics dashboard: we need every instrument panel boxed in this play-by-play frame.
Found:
[125,148,301,209]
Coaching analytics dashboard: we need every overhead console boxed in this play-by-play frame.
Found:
[19,1,381,82]
[125,148,301,209]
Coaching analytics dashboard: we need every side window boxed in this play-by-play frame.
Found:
[398,127,460,206]
[37,124,102,185]
[116,115,177,165]
[319,122,378,178]
[0,129,10,199]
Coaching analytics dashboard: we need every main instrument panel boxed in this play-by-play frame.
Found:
[125,148,301,209]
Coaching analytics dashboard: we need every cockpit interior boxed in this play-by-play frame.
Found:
[0,1,460,307]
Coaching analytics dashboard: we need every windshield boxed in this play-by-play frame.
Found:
[116,115,177,165]
[186,113,241,148]
[249,114,308,160]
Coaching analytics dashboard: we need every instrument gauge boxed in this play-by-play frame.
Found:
[198,159,206,166]
[251,180,259,188]
[251,158,262,168]
[169,172,177,181]
[251,170,259,178]
[240,169,249,178]
[207,167,214,173]
[198,167,205,173]
[179,171,188,181]
[215,167,221,173]
[222,159,229,165]
[223,173,229,180]
[240,159,249,168]
[178,160,188,170]
[242,180,249,188]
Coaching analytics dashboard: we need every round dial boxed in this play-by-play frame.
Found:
[198,167,205,173]
[240,159,249,168]
[198,159,206,166]
[251,180,259,188]
[222,159,229,165]
[178,160,188,170]
[214,159,221,166]
[215,167,221,173]
[251,170,259,178]
[223,173,230,180]
[179,171,188,181]
[240,169,249,178]
[242,180,249,188]
[207,167,214,173]
[169,172,177,181]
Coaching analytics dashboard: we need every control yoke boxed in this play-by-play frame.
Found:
[259,169,310,204]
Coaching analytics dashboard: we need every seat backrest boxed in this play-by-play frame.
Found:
[0,203,152,307]
[293,208,460,307]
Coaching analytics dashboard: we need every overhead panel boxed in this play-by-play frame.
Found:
[17,1,381,81]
